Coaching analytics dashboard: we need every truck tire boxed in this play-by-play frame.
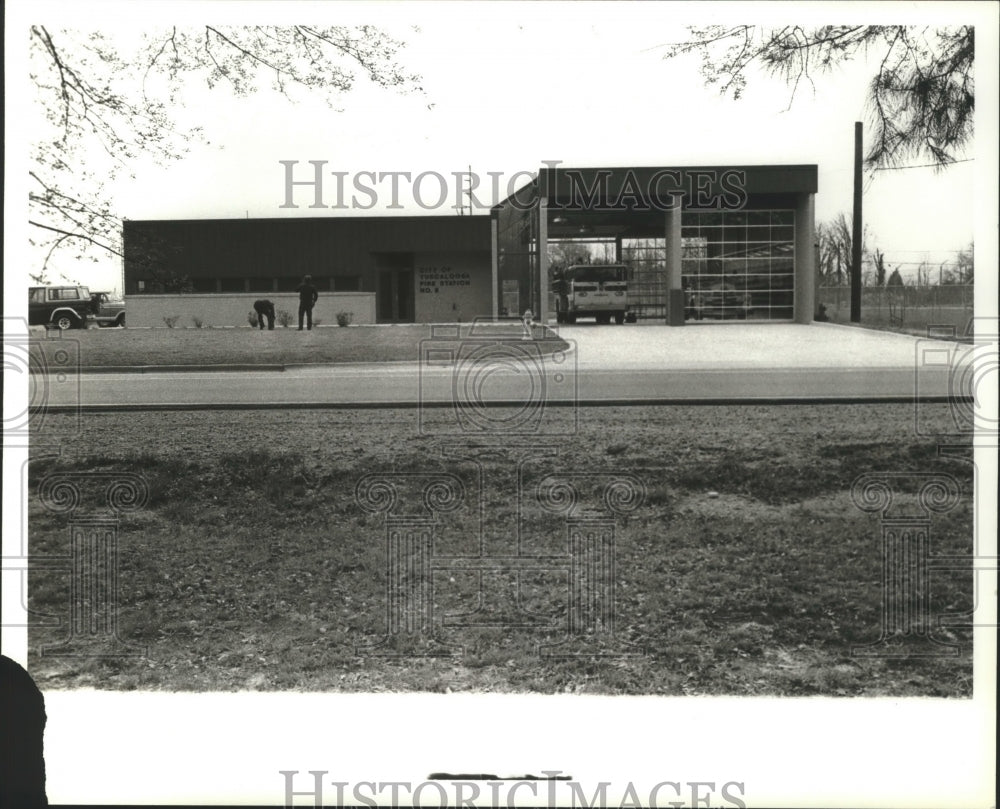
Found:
[116,314,126,328]
[615,313,625,325]
[54,314,78,331]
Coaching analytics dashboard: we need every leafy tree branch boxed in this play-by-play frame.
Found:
[660,25,974,169]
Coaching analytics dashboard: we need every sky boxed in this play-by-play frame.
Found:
[6,1,995,296]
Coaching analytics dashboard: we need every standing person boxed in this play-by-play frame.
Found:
[252,299,276,330]
[296,275,319,331]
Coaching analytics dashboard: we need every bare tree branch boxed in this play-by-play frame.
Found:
[28,24,425,274]
[29,220,123,257]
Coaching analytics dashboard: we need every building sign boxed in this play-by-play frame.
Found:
[418,266,471,294]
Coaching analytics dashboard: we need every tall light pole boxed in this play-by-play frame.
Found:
[851,122,863,323]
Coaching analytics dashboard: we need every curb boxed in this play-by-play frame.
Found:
[74,364,287,374]
[39,394,971,414]
[36,340,575,375]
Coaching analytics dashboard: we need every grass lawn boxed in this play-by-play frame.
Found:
[27,402,974,695]
[29,322,564,368]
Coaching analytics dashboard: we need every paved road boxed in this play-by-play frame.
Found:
[39,363,959,410]
[33,322,980,409]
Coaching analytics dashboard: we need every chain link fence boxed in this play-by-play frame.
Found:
[817,284,974,335]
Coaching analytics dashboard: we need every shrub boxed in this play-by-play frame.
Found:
[162,315,180,329]
[277,310,293,328]
[191,316,204,328]
[336,311,354,327]
[247,311,259,328]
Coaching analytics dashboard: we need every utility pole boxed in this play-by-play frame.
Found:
[467,165,473,216]
[458,165,473,216]
[851,122,863,322]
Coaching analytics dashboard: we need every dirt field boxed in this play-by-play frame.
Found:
[28,402,974,695]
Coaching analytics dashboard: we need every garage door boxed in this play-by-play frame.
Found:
[624,209,796,322]
[682,210,795,321]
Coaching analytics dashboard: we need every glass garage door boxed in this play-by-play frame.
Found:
[681,210,795,321]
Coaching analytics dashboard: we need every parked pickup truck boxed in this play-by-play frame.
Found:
[28,285,96,330]
[90,291,126,327]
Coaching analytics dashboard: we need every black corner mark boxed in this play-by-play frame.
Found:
[1,655,49,806]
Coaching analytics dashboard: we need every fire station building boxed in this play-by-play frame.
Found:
[122,163,816,327]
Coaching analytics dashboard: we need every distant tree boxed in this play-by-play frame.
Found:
[660,26,974,168]
[886,267,907,326]
[816,212,870,285]
[872,248,888,287]
[915,260,932,286]
[955,242,974,283]
[548,241,594,275]
[815,222,835,283]
[123,226,195,293]
[816,215,849,284]
[29,25,424,273]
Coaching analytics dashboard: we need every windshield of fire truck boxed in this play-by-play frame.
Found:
[564,266,627,284]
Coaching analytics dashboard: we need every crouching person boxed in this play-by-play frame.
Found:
[253,299,276,330]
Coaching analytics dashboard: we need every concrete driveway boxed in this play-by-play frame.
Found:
[554,321,962,371]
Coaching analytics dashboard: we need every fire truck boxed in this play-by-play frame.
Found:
[553,264,632,324]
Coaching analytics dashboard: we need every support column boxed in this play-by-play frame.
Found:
[538,198,549,324]
[794,192,816,323]
[665,200,684,325]
[490,214,499,319]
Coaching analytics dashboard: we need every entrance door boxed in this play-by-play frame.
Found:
[377,268,415,323]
